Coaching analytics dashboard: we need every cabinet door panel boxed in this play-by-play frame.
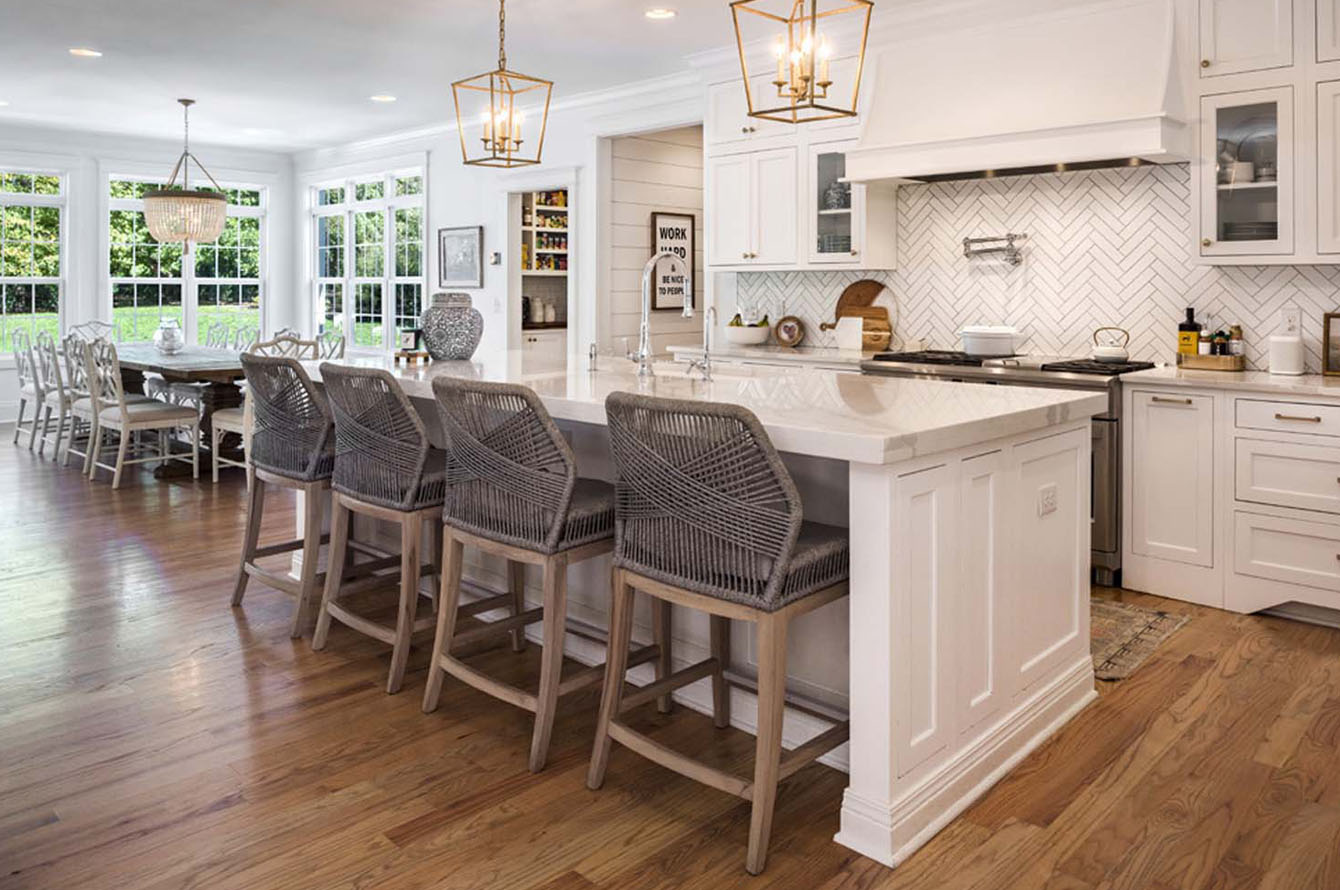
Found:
[1199,0,1292,76]
[707,154,751,266]
[958,450,1007,738]
[1131,391,1216,566]
[1319,82,1340,254]
[1199,88,1294,257]
[1235,511,1340,593]
[1320,0,1340,62]
[751,147,798,265]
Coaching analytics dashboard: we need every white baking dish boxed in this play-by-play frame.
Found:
[959,325,1019,357]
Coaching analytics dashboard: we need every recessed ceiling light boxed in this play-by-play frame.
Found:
[68,47,103,58]
[645,7,677,19]
[0,101,9,108]
[369,94,397,103]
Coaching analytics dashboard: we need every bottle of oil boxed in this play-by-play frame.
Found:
[1178,308,1200,357]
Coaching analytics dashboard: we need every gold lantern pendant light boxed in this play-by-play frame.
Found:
[730,0,873,124]
[452,0,553,168]
[143,99,227,245]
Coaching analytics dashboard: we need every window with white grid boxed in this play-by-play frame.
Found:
[310,171,424,352]
[107,179,266,343]
[0,170,64,353]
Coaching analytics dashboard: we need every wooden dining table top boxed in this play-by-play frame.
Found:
[114,344,245,382]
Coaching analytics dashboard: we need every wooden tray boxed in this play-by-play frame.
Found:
[1177,353,1245,371]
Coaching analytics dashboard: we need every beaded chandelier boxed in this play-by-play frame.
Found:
[143,99,227,244]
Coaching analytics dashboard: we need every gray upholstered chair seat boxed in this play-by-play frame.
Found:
[556,477,616,551]
[99,399,199,424]
[778,521,850,607]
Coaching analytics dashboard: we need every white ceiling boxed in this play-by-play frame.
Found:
[0,0,741,152]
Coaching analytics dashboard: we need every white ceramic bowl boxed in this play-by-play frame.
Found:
[959,325,1018,357]
[723,325,770,346]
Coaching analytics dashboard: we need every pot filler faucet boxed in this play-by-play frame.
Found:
[631,251,694,378]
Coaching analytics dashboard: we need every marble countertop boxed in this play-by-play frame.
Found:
[1123,366,1340,399]
[666,343,877,367]
[305,352,1107,465]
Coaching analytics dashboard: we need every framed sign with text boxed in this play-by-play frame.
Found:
[650,211,694,311]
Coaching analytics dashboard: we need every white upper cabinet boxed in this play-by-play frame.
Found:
[1198,87,1294,256]
[1319,0,1340,61]
[705,147,798,267]
[751,148,799,265]
[706,153,751,265]
[1199,0,1293,77]
[705,80,788,148]
[1319,80,1340,252]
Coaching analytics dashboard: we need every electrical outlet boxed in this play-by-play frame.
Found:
[1037,483,1058,517]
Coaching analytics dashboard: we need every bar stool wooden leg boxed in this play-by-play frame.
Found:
[587,567,635,790]
[386,512,422,694]
[311,493,348,651]
[529,551,569,772]
[426,515,443,610]
[289,484,323,638]
[746,611,789,876]
[423,529,465,713]
[652,598,674,714]
[507,559,528,652]
[232,471,266,606]
[710,615,732,728]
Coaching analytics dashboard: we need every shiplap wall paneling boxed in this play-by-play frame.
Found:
[608,126,704,355]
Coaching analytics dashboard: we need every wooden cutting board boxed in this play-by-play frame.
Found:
[819,279,886,331]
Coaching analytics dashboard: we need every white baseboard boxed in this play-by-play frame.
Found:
[835,656,1096,868]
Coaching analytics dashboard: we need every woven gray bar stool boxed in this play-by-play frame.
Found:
[233,354,353,637]
[312,363,445,694]
[423,377,662,773]
[589,392,851,875]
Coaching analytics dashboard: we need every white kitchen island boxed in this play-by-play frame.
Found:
[302,352,1107,868]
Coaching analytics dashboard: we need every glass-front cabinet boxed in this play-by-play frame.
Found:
[809,142,863,264]
[1198,87,1294,257]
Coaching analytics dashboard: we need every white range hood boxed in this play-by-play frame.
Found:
[846,0,1188,183]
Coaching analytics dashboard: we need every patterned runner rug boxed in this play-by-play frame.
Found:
[1091,598,1189,681]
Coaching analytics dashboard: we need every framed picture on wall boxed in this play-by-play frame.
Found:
[1326,313,1340,377]
[438,226,483,288]
[649,211,694,311]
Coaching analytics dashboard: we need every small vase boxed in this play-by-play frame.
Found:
[153,318,185,355]
[421,292,483,360]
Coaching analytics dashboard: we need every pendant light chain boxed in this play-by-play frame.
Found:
[498,0,506,71]
[182,101,190,191]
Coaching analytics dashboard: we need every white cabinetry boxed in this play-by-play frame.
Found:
[1129,391,1216,568]
[521,329,566,371]
[1124,378,1340,618]
[703,78,896,272]
[1191,0,1340,264]
[705,147,798,267]
[1198,0,1293,76]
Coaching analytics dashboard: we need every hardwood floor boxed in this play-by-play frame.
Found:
[3,443,1340,889]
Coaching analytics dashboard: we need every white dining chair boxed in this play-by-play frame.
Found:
[84,339,200,488]
[11,330,44,451]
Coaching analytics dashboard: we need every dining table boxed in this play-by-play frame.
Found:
[114,344,246,474]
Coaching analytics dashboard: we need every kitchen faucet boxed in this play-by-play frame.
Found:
[631,251,691,377]
[685,305,715,382]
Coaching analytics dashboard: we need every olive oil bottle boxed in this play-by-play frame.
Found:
[1178,307,1201,357]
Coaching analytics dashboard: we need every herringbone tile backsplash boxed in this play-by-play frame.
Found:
[738,164,1338,371]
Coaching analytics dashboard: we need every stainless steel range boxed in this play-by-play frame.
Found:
[860,350,1156,586]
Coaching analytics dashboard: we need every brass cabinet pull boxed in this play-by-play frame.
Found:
[1201,59,1211,68]
[1275,413,1323,423]
[850,249,859,256]
[1201,238,1213,247]
[1152,396,1193,405]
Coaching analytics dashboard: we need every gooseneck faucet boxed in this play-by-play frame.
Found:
[632,251,691,378]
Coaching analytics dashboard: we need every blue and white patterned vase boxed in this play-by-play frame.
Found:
[421,292,483,360]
